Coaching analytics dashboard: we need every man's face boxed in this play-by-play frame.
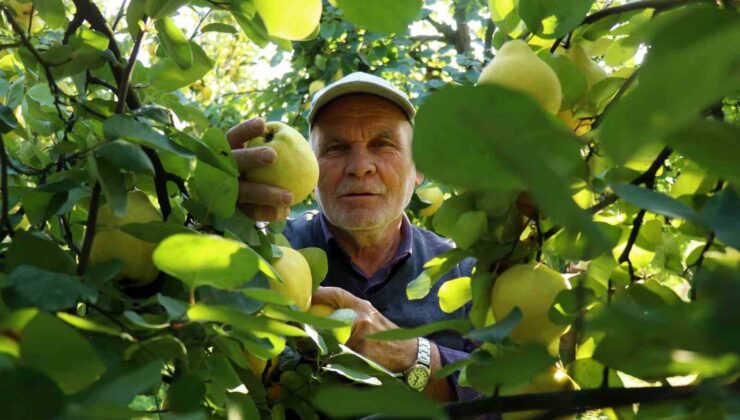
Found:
[310,93,420,232]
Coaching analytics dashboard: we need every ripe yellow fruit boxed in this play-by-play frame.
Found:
[478,40,563,114]
[254,0,322,41]
[491,263,570,345]
[270,246,313,312]
[502,366,578,420]
[565,44,607,90]
[307,303,352,344]
[417,186,445,218]
[308,80,325,96]
[89,191,161,286]
[243,121,319,205]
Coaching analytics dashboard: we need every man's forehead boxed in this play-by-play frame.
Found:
[313,93,410,124]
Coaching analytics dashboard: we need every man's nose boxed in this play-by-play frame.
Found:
[345,147,376,178]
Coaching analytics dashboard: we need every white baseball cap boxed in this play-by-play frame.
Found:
[307,71,416,127]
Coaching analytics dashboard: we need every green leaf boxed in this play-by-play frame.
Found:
[103,115,193,157]
[153,234,259,290]
[9,265,97,311]
[149,41,213,91]
[0,367,65,419]
[549,286,597,325]
[155,17,193,69]
[600,5,740,163]
[70,27,109,51]
[11,187,57,227]
[0,104,19,133]
[191,158,238,219]
[6,230,76,274]
[201,23,238,34]
[91,156,127,217]
[188,304,307,337]
[406,248,467,300]
[172,129,238,176]
[94,140,155,175]
[313,382,445,419]
[120,221,195,243]
[438,276,472,313]
[335,0,423,33]
[35,0,66,28]
[156,294,189,320]
[415,84,606,247]
[539,53,588,109]
[298,247,328,292]
[465,344,555,393]
[611,183,699,222]
[700,186,739,249]
[167,373,206,412]
[144,0,188,18]
[519,0,594,39]
[549,222,622,261]
[467,307,522,344]
[83,360,164,405]
[262,305,351,329]
[666,119,740,186]
[126,0,146,38]
[489,0,524,36]
[366,318,470,341]
[321,363,382,386]
[124,336,187,364]
[56,313,122,337]
[232,12,270,48]
[20,312,106,394]
[122,311,169,329]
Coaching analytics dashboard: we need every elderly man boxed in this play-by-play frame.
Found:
[227,73,477,403]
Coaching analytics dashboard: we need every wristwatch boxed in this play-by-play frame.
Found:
[404,337,431,392]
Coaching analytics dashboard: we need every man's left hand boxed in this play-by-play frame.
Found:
[311,286,417,373]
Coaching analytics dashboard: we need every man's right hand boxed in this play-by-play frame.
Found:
[227,118,294,222]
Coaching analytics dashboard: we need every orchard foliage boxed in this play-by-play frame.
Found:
[0,0,739,419]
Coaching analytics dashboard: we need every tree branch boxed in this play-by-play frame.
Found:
[143,148,172,220]
[0,135,15,237]
[77,182,101,276]
[115,26,146,113]
[72,0,141,110]
[443,381,739,418]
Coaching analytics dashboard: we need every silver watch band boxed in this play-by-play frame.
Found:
[417,337,431,368]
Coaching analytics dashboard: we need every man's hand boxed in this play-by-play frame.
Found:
[312,286,456,401]
[312,286,417,373]
[227,118,293,222]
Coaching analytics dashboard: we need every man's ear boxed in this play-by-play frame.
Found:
[415,169,424,187]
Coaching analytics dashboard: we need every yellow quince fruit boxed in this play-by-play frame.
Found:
[491,263,571,346]
[270,246,313,312]
[243,121,319,205]
[478,39,563,114]
[89,191,161,286]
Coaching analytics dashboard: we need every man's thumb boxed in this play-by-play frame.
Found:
[311,286,363,310]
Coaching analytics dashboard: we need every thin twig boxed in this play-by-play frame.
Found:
[0,135,14,237]
[77,182,101,276]
[116,26,146,113]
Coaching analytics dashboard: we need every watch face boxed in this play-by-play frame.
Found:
[407,367,430,391]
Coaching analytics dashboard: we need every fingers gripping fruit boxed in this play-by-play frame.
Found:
[243,122,319,206]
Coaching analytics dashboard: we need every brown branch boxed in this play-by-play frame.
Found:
[143,148,172,221]
[63,12,85,44]
[115,26,146,113]
[77,182,101,276]
[0,135,14,237]
[583,0,709,25]
[111,0,128,32]
[442,381,739,418]
[592,69,639,130]
[71,0,141,110]
[484,20,495,60]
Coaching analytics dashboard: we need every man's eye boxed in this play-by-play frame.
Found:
[326,145,347,152]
